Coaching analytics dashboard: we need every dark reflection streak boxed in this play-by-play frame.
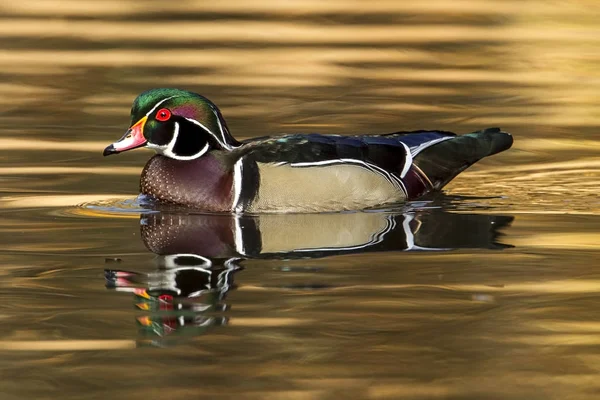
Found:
[0,13,512,25]
[106,210,513,346]
[0,40,512,51]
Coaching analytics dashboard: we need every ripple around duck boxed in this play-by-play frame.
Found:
[68,195,156,218]
[73,193,510,219]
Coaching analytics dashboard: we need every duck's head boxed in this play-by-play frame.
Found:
[103,88,239,160]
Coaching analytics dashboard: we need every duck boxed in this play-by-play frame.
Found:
[103,88,513,213]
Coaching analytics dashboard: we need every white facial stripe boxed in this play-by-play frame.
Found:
[147,121,210,160]
[163,142,210,161]
[215,112,226,141]
[146,142,167,152]
[166,121,180,154]
[146,95,179,117]
[232,157,244,213]
[165,122,210,160]
[144,97,237,159]
[210,106,230,145]
[146,121,178,153]
[184,117,234,150]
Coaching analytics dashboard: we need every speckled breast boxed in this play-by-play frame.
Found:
[140,155,233,212]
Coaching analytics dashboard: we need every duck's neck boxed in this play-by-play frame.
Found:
[140,154,233,212]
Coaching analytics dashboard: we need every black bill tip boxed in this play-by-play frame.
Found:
[103,144,118,157]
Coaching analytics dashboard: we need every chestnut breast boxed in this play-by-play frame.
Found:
[140,154,233,212]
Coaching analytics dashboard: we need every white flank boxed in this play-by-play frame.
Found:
[290,158,405,193]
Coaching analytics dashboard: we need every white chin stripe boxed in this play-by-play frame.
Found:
[162,142,210,161]
[148,121,210,160]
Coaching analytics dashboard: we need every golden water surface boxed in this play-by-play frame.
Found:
[1,1,600,399]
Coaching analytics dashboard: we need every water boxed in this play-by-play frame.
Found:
[1,1,600,399]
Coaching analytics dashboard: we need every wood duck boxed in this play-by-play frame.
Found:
[103,88,513,213]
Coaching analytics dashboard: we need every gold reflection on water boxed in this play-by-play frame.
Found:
[368,384,453,399]
[1,2,600,399]
[517,138,600,151]
[533,321,600,333]
[1,0,595,16]
[228,318,313,327]
[0,0,597,127]
[2,21,599,43]
[471,159,600,175]
[0,194,127,208]
[0,48,436,66]
[0,139,110,152]
[0,167,139,175]
[240,281,600,294]
[501,335,600,346]
[0,340,136,351]
[512,233,600,249]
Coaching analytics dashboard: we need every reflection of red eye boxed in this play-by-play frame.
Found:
[156,108,171,122]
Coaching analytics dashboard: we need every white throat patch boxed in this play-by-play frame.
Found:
[147,121,210,161]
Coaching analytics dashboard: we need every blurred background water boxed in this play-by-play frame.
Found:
[0,1,600,399]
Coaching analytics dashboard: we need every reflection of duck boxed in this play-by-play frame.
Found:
[103,88,512,213]
[106,210,512,343]
[140,210,513,261]
[105,254,237,344]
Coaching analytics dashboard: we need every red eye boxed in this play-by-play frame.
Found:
[156,108,171,122]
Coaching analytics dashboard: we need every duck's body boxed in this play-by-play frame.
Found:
[104,89,513,213]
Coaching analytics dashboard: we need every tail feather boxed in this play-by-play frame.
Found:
[414,127,513,190]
